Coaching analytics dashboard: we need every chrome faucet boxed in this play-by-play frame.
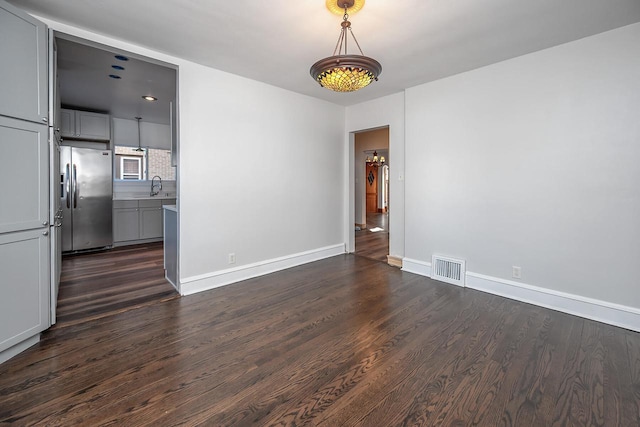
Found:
[150,176,162,196]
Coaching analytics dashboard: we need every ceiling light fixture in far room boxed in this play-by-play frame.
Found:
[134,117,144,152]
[365,150,385,166]
[310,0,382,92]
[142,95,157,101]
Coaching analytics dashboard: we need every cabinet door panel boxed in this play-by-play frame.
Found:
[139,207,163,239]
[113,208,139,242]
[76,111,110,140]
[0,229,49,353]
[0,116,48,234]
[59,108,75,138]
[0,2,47,123]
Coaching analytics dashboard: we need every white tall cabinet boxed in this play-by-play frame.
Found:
[0,1,52,363]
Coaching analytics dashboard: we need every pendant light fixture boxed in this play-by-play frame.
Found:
[310,0,382,92]
[365,150,385,167]
[134,117,144,152]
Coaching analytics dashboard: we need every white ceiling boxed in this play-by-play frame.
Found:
[56,37,176,125]
[11,0,640,108]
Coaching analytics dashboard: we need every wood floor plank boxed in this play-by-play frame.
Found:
[1,248,639,426]
[355,212,389,263]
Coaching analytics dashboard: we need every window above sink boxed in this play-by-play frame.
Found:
[114,145,175,181]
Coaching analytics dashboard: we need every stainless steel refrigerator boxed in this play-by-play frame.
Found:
[60,146,113,252]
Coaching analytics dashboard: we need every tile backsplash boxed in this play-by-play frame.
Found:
[113,180,176,199]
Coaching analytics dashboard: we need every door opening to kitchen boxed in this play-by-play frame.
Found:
[53,32,180,326]
[354,127,390,263]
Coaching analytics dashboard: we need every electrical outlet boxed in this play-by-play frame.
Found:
[228,253,236,264]
[512,266,522,279]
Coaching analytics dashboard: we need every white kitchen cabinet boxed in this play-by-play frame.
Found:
[0,116,49,234]
[0,227,49,363]
[60,109,110,141]
[0,1,47,124]
[113,206,139,242]
[139,200,163,239]
[113,198,174,244]
[112,118,170,149]
[0,1,51,363]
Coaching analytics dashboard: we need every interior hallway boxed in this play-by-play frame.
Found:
[354,212,390,263]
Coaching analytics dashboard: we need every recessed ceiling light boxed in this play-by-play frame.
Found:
[108,74,121,79]
[142,95,158,101]
[114,54,129,61]
[111,65,125,70]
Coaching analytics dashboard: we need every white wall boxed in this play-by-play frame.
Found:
[405,24,640,313]
[39,18,346,295]
[346,93,405,258]
[179,63,345,288]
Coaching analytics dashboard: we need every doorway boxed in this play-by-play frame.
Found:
[54,33,180,322]
[354,127,390,263]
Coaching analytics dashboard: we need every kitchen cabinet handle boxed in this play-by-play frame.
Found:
[42,231,49,236]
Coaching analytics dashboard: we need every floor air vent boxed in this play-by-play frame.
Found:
[431,255,466,286]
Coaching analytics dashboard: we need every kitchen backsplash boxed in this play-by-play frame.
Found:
[113,180,177,199]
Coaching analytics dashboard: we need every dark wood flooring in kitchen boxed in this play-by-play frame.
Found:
[355,212,389,263]
[56,242,178,327]
[1,253,639,426]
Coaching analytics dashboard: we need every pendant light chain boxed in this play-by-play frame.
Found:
[348,27,365,56]
[343,7,348,55]
[331,7,366,57]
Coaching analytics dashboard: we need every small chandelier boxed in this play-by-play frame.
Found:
[365,150,385,166]
[310,0,382,92]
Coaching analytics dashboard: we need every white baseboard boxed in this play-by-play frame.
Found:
[402,258,432,278]
[465,272,640,333]
[180,244,345,296]
[402,257,640,332]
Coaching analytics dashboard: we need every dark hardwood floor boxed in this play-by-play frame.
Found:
[355,212,389,263]
[56,242,179,327]
[1,251,639,426]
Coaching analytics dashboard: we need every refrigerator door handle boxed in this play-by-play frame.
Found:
[73,163,78,209]
[65,163,71,208]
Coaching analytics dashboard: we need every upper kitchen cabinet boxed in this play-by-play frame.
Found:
[60,108,110,141]
[112,117,170,149]
[0,1,48,124]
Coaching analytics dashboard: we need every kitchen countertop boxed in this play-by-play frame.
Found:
[163,204,177,212]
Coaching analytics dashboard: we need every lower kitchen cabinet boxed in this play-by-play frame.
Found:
[113,205,139,242]
[0,228,49,361]
[139,200,163,239]
[113,198,175,245]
